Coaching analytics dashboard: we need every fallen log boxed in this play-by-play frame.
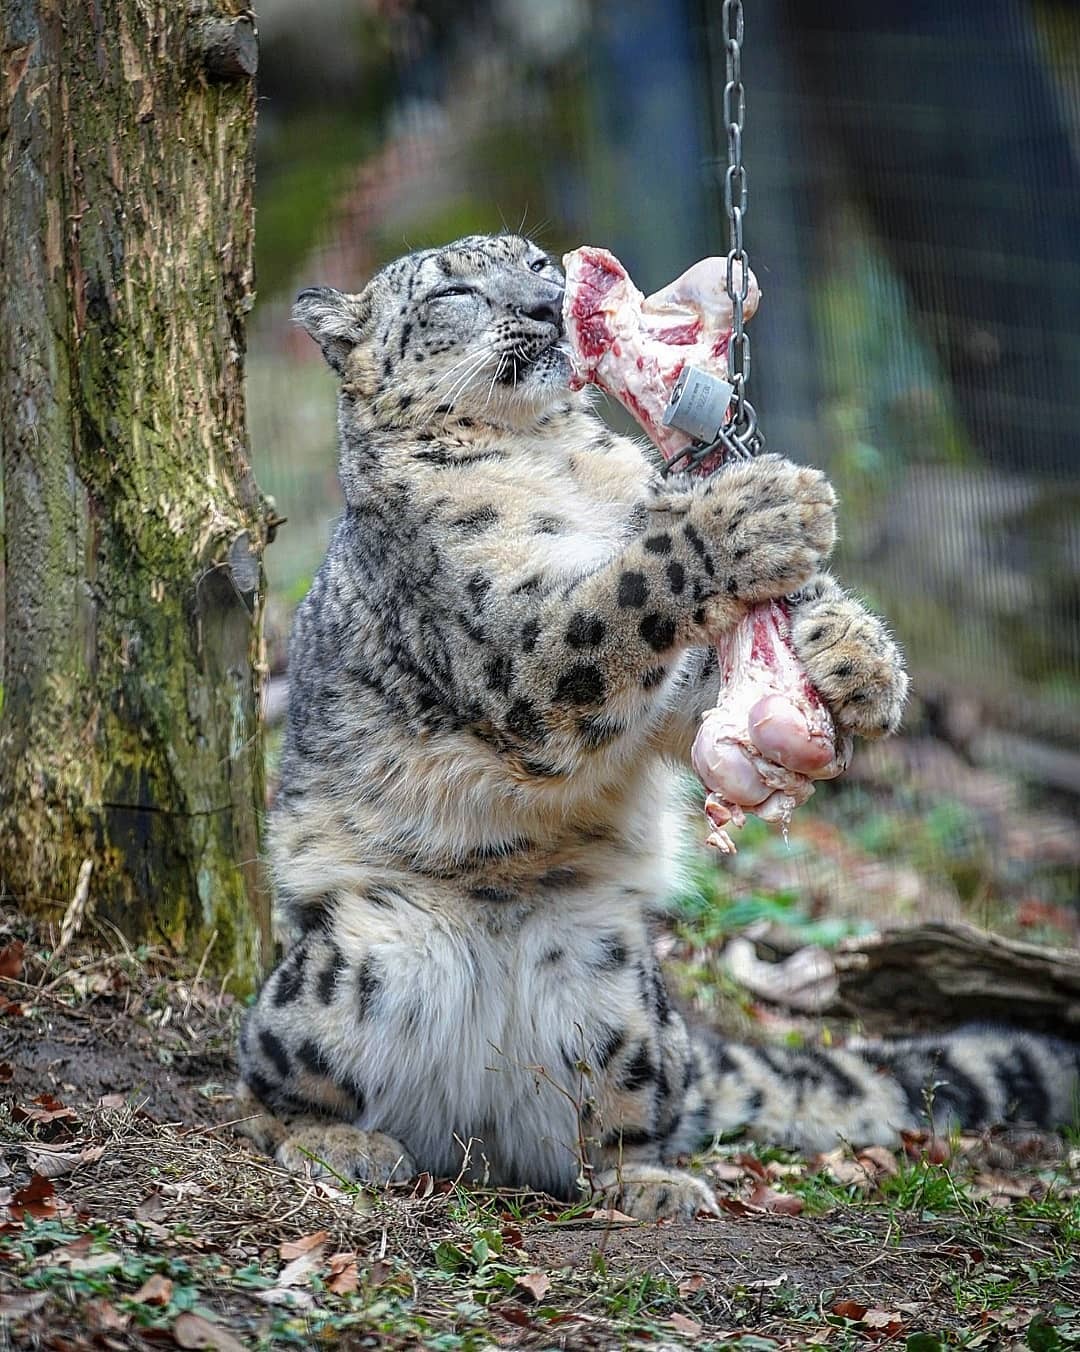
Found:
[831,922,1080,1038]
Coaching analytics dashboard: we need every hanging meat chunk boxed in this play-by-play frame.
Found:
[563,245,847,851]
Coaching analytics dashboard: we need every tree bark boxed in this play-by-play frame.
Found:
[832,923,1080,1038]
[0,0,271,986]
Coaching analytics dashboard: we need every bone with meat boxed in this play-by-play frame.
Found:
[562,245,847,851]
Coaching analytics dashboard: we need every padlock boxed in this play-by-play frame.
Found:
[661,366,734,445]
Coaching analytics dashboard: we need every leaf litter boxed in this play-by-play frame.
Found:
[1,911,1078,1349]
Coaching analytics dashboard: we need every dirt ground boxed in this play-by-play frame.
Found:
[1,912,1078,1351]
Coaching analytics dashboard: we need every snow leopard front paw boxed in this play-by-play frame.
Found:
[790,590,909,738]
[594,1164,720,1221]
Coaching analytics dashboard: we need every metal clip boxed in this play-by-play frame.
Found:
[661,366,734,444]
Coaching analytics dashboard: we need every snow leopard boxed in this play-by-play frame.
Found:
[236,233,1078,1219]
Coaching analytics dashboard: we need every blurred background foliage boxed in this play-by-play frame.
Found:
[248,0,1079,951]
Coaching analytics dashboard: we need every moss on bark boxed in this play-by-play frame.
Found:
[0,0,271,986]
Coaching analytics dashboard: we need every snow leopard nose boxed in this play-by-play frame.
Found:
[517,285,564,331]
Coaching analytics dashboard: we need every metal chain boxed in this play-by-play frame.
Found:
[720,0,761,459]
[661,0,761,476]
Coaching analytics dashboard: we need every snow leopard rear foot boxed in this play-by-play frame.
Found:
[595,1165,720,1221]
[233,1080,414,1186]
[275,1122,415,1185]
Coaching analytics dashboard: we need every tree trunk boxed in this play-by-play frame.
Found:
[832,923,1080,1038]
[0,0,271,986]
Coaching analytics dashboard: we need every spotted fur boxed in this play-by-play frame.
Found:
[238,235,1077,1219]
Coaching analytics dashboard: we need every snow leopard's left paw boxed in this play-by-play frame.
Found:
[791,590,908,738]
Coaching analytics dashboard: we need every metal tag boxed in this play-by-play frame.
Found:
[661,366,734,444]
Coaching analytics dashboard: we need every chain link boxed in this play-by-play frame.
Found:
[661,0,761,477]
[720,0,761,458]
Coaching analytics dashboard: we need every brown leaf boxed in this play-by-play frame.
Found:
[0,940,25,980]
[31,1235,92,1267]
[0,1291,48,1319]
[832,1299,869,1321]
[13,1094,79,1127]
[818,1145,899,1191]
[136,1191,167,1221]
[668,1313,704,1337]
[514,1271,551,1302]
[971,1171,1039,1200]
[584,1207,638,1224]
[0,1062,12,1082]
[326,1252,358,1296]
[278,1229,329,1261]
[735,1152,768,1180]
[500,1306,535,1328]
[87,1299,131,1332]
[0,996,24,1018]
[901,1130,950,1164]
[133,1274,173,1306]
[746,1183,804,1216]
[11,1173,58,1220]
[708,1160,750,1183]
[276,1242,326,1290]
[857,1146,898,1177]
[863,1309,903,1330]
[27,1150,83,1180]
[172,1311,248,1351]
[368,1259,392,1286]
[679,1275,707,1296]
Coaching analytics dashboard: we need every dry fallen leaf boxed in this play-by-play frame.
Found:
[832,1299,869,1321]
[326,1252,359,1296]
[678,1275,707,1297]
[0,1063,12,1083]
[87,1298,131,1333]
[668,1313,704,1337]
[0,1291,49,1319]
[27,1150,83,1180]
[133,1273,173,1306]
[136,1191,167,1221]
[0,940,25,981]
[172,1311,248,1351]
[707,1160,749,1183]
[10,1173,58,1221]
[584,1207,638,1224]
[746,1183,804,1216]
[818,1145,898,1191]
[514,1271,551,1302]
[31,1235,92,1268]
[278,1229,329,1261]
[11,1095,79,1131]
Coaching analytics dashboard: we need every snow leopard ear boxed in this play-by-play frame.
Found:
[292,285,373,373]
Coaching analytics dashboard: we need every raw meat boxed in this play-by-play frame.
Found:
[691,602,850,853]
[562,245,846,852]
[562,245,760,462]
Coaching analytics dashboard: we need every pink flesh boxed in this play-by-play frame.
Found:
[562,246,760,461]
[562,246,846,852]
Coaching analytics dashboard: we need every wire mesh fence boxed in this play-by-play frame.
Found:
[248,0,1079,934]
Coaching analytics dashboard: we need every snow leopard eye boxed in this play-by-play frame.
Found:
[529,257,549,273]
[428,285,475,301]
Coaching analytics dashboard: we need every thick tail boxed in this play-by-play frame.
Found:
[683,1025,1080,1155]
